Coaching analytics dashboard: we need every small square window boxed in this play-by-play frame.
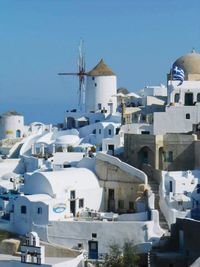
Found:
[92,233,97,238]
[186,113,190,119]
[78,243,83,248]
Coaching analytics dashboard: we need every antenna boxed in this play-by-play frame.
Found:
[58,39,87,111]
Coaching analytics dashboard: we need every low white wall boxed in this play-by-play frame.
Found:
[46,219,161,254]
[118,212,148,221]
[159,195,190,227]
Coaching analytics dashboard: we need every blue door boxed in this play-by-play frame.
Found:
[88,241,98,260]
[16,129,21,138]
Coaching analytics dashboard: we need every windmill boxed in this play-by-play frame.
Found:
[58,40,87,111]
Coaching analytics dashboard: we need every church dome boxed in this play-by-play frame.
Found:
[173,50,200,75]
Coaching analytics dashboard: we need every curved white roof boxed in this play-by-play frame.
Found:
[55,135,80,146]
[24,168,100,197]
[1,172,19,181]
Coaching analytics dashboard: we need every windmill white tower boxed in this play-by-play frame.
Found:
[58,43,117,115]
[85,59,117,115]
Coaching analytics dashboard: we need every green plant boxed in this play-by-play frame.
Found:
[104,240,139,267]
[104,242,123,267]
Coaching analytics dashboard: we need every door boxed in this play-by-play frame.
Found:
[16,129,21,138]
[184,93,193,106]
[70,191,76,216]
[108,189,115,211]
[169,181,173,193]
[108,144,114,156]
[88,241,98,259]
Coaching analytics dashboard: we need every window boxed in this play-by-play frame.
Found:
[118,200,124,209]
[98,103,102,110]
[79,199,84,208]
[92,77,95,80]
[70,190,76,199]
[164,151,173,162]
[78,243,83,249]
[168,151,173,162]
[197,184,200,194]
[142,151,148,164]
[185,92,193,106]
[99,129,101,134]
[108,129,112,135]
[92,129,96,134]
[21,205,27,214]
[186,113,190,119]
[141,131,150,134]
[108,189,114,200]
[197,93,200,102]
[129,201,134,210]
[95,83,97,87]
[116,128,120,135]
[174,93,180,103]
[37,207,42,214]
[92,233,97,238]
[63,163,71,168]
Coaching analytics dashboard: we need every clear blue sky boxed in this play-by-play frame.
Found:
[0,0,200,124]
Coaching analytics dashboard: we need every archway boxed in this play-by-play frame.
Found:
[138,146,153,168]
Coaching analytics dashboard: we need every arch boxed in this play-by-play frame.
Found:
[137,146,153,167]
[67,117,76,129]
[16,129,21,138]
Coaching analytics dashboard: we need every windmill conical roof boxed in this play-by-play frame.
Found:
[87,59,115,76]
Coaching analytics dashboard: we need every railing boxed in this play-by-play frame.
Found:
[83,251,107,262]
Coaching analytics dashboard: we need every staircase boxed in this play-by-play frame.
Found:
[148,178,169,231]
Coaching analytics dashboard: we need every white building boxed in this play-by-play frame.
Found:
[64,59,118,130]
[0,111,24,140]
[122,51,200,135]
[159,170,200,227]
[85,59,117,114]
